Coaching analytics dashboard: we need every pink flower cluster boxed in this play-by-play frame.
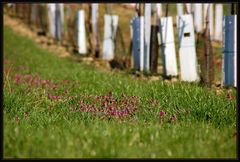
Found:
[159,110,177,124]
[13,73,58,89]
[159,110,165,117]
[77,92,140,119]
[47,93,61,101]
[12,72,180,124]
[13,73,73,102]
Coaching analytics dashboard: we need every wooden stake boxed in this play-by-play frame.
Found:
[204,5,210,86]
[203,5,214,87]
[165,3,168,17]
[118,26,126,55]
[135,3,140,16]
[87,4,93,55]
[231,3,235,15]
[150,4,159,74]
[139,3,143,16]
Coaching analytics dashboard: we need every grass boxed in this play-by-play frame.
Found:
[3,22,237,158]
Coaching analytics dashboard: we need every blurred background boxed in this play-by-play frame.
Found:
[3,3,238,87]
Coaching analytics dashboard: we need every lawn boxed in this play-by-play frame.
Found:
[3,25,237,158]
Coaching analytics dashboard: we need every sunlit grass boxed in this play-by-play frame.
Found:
[3,25,236,158]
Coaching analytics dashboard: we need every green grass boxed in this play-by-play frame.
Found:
[3,25,237,158]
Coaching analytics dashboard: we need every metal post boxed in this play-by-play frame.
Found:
[222,15,237,87]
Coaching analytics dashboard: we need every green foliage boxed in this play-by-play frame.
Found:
[3,26,236,158]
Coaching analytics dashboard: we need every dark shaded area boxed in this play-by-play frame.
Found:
[150,25,159,74]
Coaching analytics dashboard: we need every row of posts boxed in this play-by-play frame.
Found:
[4,3,237,88]
[130,3,237,88]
